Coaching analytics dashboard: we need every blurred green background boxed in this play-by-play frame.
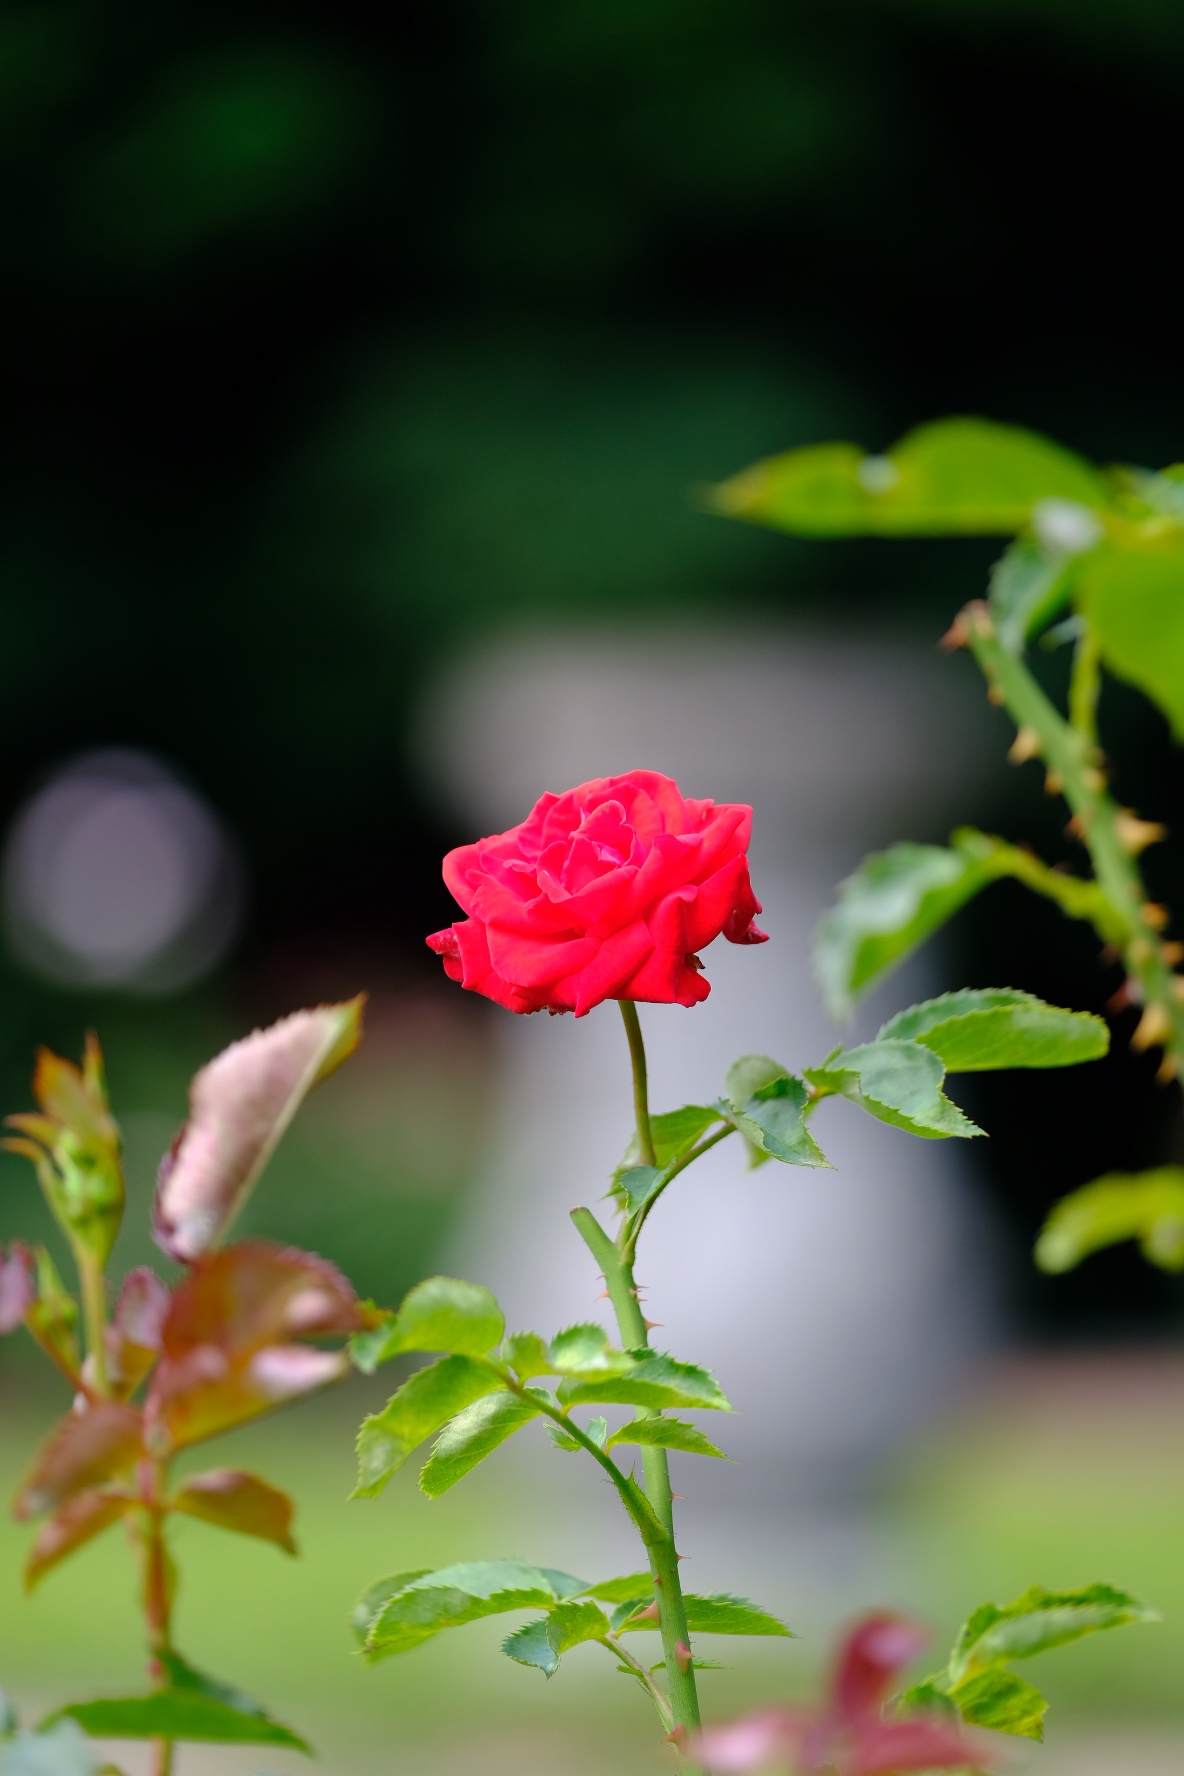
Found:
[3,0,1184,1767]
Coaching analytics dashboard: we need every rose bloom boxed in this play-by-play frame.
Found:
[426,769,767,1016]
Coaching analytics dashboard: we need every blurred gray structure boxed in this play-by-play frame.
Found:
[422,628,999,1538]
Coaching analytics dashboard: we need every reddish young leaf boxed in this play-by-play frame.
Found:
[162,1240,365,1357]
[3,1035,125,1266]
[149,1344,349,1451]
[14,1401,144,1519]
[145,1246,362,1449]
[107,1267,170,1398]
[834,1613,928,1719]
[0,1241,35,1333]
[24,1487,131,1589]
[23,1245,82,1385]
[154,998,365,1262]
[171,1469,297,1552]
[694,1613,990,1774]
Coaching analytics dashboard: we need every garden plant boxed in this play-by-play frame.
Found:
[345,767,1154,1772]
[0,420,1178,1772]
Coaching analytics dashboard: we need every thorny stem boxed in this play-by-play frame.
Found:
[618,1002,657,1167]
[572,1004,707,1765]
[504,1372,668,1549]
[137,1458,174,1776]
[961,602,1184,1079]
[77,1251,109,1399]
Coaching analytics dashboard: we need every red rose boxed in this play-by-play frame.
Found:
[426,769,767,1016]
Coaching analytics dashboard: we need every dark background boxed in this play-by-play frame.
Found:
[2,0,1184,1332]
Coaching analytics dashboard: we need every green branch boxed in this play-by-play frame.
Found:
[962,601,1184,1078]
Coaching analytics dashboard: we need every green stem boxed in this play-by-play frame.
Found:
[571,1203,703,1759]
[77,1251,109,1398]
[619,1002,657,1166]
[623,1126,735,1260]
[600,1633,675,1733]
[508,1373,668,1549]
[964,602,1184,1076]
[1069,621,1102,745]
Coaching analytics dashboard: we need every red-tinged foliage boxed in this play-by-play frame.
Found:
[107,1267,170,1399]
[153,998,365,1263]
[834,1615,930,1720]
[24,1486,131,1590]
[0,1241,35,1332]
[14,1401,144,1520]
[171,1469,296,1552]
[695,1613,990,1775]
[144,1241,365,1452]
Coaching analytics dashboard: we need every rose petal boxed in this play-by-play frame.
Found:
[833,1613,930,1721]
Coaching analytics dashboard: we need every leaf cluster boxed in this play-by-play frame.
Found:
[350,1276,733,1500]
[352,1558,793,1672]
[711,415,1184,738]
[898,1583,1158,1742]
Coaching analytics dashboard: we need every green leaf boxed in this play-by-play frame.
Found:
[347,1315,395,1375]
[709,418,1106,539]
[501,1331,551,1380]
[0,1721,100,1776]
[364,1277,505,1365]
[1036,1168,1184,1274]
[949,1584,1158,1682]
[351,1571,433,1644]
[1078,532,1184,738]
[361,1560,588,1660]
[721,1063,829,1170]
[56,1654,308,1751]
[805,1041,982,1140]
[353,1355,503,1498]
[547,1598,611,1653]
[547,1324,633,1378]
[616,1593,793,1637]
[606,1417,727,1459]
[501,1618,559,1678]
[0,1690,15,1736]
[614,1105,722,1178]
[989,536,1076,655]
[419,1390,542,1497]
[500,1598,612,1677]
[615,1166,665,1213]
[560,1352,731,1412]
[813,841,996,1017]
[878,989,1109,1072]
[583,1572,652,1604]
[545,1423,582,1452]
[950,1668,1048,1742]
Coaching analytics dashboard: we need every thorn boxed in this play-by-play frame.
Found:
[1081,766,1108,794]
[675,1641,693,1675]
[1142,903,1170,931]
[1132,1002,1172,1053]
[1159,1053,1180,1085]
[664,1726,687,1749]
[939,612,970,651]
[1163,942,1184,966]
[1044,769,1064,795]
[1007,725,1041,765]
[676,1553,688,1562]
[1100,942,1122,965]
[1172,977,1184,1006]
[670,1492,684,1500]
[643,1318,663,1330]
[1107,979,1142,1014]
[987,684,1006,707]
[637,1602,661,1621]
[1116,811,1167,856]
[966,599,994,639]
[1066,814,1087,841]
[594,1290,610,1301]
